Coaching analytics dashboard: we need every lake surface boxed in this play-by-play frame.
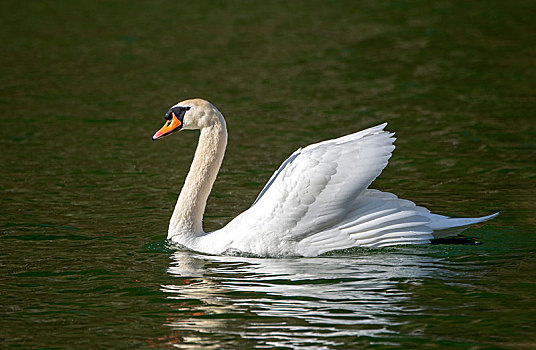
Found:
[1,1,535,348]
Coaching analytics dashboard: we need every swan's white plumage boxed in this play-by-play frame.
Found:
[155,99,497,257]
[251,123,394,239]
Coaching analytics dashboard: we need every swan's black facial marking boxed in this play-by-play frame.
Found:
[153,106,191,140]
[165,106,191,122]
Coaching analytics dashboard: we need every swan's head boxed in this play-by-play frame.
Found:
[152,98,224,140]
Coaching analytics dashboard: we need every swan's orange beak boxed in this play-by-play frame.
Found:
[152,112,183,140]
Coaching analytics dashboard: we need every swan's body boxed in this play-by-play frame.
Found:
[152,99,497,257]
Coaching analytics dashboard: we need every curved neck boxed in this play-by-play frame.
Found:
[169,120,227,238]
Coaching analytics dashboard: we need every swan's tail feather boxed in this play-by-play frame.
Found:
[296,190,498,256]
[429,212,499,239]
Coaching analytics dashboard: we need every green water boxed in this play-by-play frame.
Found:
[1,0,535,348]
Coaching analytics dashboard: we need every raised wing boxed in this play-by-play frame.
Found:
[229,123,396,240]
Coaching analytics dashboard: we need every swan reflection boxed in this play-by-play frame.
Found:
[161,250,444,348]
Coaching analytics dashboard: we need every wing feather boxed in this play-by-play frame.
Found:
[231,123,396,240]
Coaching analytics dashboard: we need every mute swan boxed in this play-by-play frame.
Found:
[152,98,497,257]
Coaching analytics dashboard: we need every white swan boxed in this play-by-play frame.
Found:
[152,98,497,257]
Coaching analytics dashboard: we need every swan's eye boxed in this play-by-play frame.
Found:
[174,106,191,114]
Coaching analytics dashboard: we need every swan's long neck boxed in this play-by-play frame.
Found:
[168,119,227,239]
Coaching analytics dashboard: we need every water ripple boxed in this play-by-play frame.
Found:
[161,250,448,348]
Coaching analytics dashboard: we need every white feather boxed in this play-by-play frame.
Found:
[159,99,498,257]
